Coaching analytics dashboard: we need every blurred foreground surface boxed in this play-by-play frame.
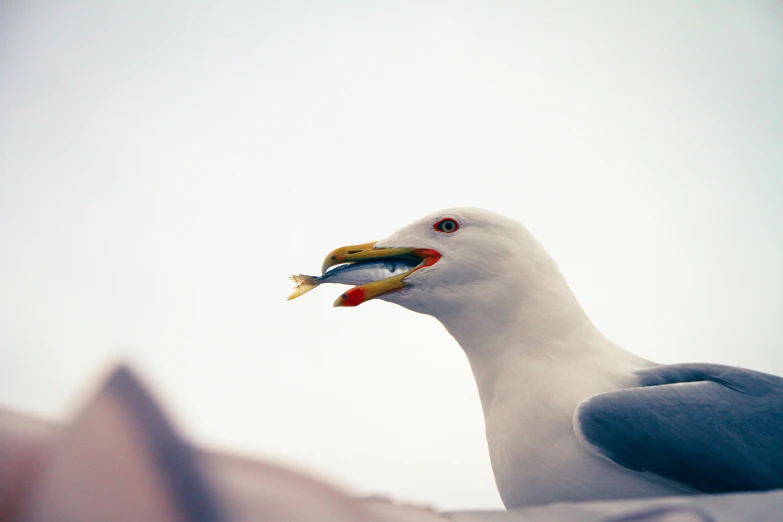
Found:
[0,364,780,522]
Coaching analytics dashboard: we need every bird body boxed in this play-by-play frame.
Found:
[429,244,688,506]
[294,207,783,508]
[461,326,688,506]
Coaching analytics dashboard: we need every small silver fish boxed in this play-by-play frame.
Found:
[288,259,421,300]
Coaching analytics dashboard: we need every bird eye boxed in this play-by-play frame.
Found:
[434,218,459,233]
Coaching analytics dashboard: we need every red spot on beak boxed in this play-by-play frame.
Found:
[341,287,366,307]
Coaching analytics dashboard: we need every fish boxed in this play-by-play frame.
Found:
[288,258,422,300]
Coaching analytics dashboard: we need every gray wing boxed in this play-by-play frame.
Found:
[574,363,783,493]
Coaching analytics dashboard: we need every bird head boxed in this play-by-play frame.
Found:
[321,208,562,320]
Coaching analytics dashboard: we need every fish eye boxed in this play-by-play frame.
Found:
[434,218,459,234]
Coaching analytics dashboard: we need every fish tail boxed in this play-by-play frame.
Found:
[287,275,320,300]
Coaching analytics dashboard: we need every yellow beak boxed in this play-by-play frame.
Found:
[321,242,440,307]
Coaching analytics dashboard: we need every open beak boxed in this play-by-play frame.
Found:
[322,242,440,307]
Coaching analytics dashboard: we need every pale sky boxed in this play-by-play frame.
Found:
[1,1,781,511]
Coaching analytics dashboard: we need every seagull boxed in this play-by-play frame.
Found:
[309,207,783,508]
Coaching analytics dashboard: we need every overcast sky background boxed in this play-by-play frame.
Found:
[1,1,782,510]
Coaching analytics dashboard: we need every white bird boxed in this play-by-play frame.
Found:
[295,207,783,509]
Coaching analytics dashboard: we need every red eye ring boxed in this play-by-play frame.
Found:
[434,218,460,233]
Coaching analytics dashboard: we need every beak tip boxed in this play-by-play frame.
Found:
[321,242,377,274]
[322,256,337,275]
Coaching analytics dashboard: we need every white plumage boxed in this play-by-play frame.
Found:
[373,208,686,506]
[313,207,783,509]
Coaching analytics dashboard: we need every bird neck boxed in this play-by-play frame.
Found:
[432,272,637,414]
[437,269,598,356]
